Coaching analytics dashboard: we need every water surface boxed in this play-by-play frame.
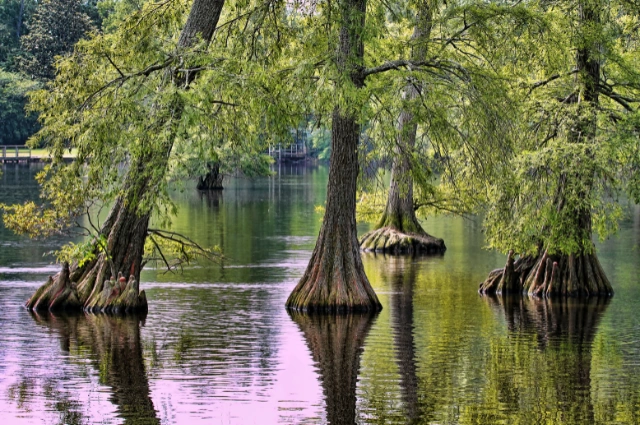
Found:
[1,163,640,424]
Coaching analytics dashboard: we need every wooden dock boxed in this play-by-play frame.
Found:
[1,146,76,163]
[268,143,309,162]
[1,145,34,163]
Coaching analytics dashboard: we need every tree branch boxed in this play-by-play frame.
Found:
[597,83,639,112]
[526,69,578,95]
[149,235,175,273]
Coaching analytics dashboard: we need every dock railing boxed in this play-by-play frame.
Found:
[1,145,32,162]
[268,143,307,161]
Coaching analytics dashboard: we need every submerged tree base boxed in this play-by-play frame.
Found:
[286,260,383,314]
[197,163,223,190]
[359,227,446,255]
[479,249,613,297]
[286,226,383,313]
[26,262,148,314]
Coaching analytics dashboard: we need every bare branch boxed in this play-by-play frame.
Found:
[597,84,639,112]
[526,69,578,95]
[149,236,175,273]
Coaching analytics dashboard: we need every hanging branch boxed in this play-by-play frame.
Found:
[148,228,221,262]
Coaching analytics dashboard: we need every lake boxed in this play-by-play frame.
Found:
[1,162,640,424]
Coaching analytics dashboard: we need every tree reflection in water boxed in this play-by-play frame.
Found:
[289,312,377,425]
[475,296,611,424]
[386,255,419,422]
[29,312,159,425]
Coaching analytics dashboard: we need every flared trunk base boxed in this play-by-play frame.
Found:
[479,249,613,298]
[26,200,149,314]
[359,226,445,255]
[26,260,148,314]
[197,163,223,190]
[286,222,382,314]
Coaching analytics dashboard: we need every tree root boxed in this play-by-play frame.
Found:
[26,262,148,314]
[479,249,613,298]
[359,226,446,255]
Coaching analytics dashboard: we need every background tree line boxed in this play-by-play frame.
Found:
[0,0,141,145]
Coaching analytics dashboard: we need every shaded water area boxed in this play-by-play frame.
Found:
[2,163,640,424]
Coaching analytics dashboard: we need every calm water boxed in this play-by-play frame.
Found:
[1,163,640,424]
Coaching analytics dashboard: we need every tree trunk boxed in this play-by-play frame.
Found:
[286,0,381,312]
[289,311,376,424]
[287,109,382,312]
[479,247,613,297]
[359,3,445,255]
[25,0,226,313]
[27,193,151,313]
[16,0,25,39]
[197,162,224,190]
[359,152,446,253]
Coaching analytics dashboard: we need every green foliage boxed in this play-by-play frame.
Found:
[97,0,143,33]
[0,69,39,144]
[5,0,303,242]
[309,125,331,160]
[0,0,36,68]
[53,237,102,267]
[355,0,534,221]
[18,0,95,80]
[7,0,639,266]
[1,200,67,236]
[462,0,640,256]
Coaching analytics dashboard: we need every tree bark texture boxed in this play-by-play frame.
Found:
[479,248,613,297]
[289,311,376,425]
[26,0,226,313]
[26,193,151,313]
[197,162,224,190]
[287,109,382,312]
[286,0,381,312]
[30,312,159,423]
[359,3,444,255]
